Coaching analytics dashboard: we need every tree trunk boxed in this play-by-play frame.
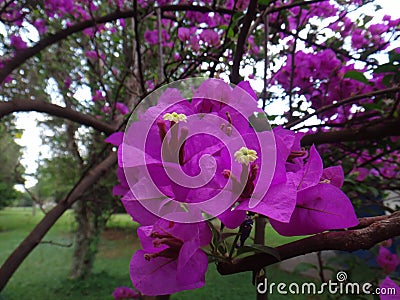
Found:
[254,216,267,300]
[69,199,105,279]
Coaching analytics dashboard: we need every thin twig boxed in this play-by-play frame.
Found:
[41,240,73,247]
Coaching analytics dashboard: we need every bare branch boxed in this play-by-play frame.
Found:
[0,10,138,83]
[160,4,233,15]
[0,4,236,84]
[230,0,258,84]
[0,99,115,134]
[133,0,145,93]
[40,240,73,247]
[267,0,329,13]
[301,117,400,146]
[217,213,400,275]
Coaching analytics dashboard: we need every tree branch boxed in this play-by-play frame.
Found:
[133,0,145,93]
[0,9,138,83]
[0,99,115,134]
[0,151,117,291]
[267,0,329,14]
[217,213,400,275]
[160,4,233,15]
[301,117,400,146]
[230,0,258,84]
[0,4,236,84]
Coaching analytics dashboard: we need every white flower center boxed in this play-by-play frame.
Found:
[163,112,187,123]
[234,147,258,165]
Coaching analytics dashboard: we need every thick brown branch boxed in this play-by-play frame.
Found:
[217,213,400,275]
[230,0,258,84]
[160,4,233,15]
[133,0,145,93]
[0,99,115,134]
[301,117,400,146]
[0,151,117,291]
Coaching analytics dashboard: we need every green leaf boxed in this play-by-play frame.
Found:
[363,15,373,25]
[389,51,400,62]
[381,74,393,87]
[236,244,280,261]
[343,71,370,84]
[374,63,399,74]
[227,27,235,39]
[258,0,270,5]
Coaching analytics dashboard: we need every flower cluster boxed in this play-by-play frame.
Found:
[108,79,359,295]
[376,240,400,299]
[377,242,400,274]
[112,286,140,300]
[274,49,388,119]
[379,276,400,300]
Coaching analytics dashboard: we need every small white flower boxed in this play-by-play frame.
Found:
[163,112,187,123]
[234,147,258,165]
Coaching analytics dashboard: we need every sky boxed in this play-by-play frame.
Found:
[13,0,400,189]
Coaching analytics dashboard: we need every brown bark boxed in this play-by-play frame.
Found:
[230,0,258,84]
[0,99,115,134]
[69,199,108,279]
[254,216,267,300]
[301,118,400,146]
[217,213,400,275]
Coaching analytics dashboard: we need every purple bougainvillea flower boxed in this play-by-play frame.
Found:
[218,130,292,226]
[101,105,112,114]
[273,126,306,173]
[119,80,275,224]
[144,30,157,44]
[112,286,140,299]
[269,183,359,236]
[113,167,130,197]
[85,50,99,59]
[236,172,297,224]
[178,27,191,42]
[379,277,400,300]
[130,220,211,295]
[105,132,130,196]
[200,29,220,46]
[105,132,124,146]
[268,145,358,236]
[92,89,106,102]
[10,35,27,49]
[33,18,47,35]
[289,145,323,192]
[116,102,129,115]
[113,78,361,297]
[377,246,400,274]
[235,130,305,224]
[321,166,344,188]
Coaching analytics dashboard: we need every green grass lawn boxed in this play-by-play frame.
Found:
[0,207,326,300]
